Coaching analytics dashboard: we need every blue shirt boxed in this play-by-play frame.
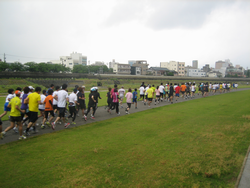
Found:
[132,91,137,99]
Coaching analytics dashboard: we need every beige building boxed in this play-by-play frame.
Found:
[130,60,149,75]
[160,61,185,76]
[113,63,131,75]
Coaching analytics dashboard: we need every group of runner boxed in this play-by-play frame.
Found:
[0,81,237,140]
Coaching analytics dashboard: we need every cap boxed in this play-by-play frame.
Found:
[28,86,34,90]
[91,88,96,91]
[82,85,85,88]
[15,90,21,95]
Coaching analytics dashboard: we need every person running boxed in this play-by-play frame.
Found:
[144,85,149,105]
[94,87,102,110]
[180,83,186,99]
[67,88,78,125]
[23,87,42,136]
[38,90,46,123]
[132,88,138,109]
[106,87,112,113]
[175,84,181,101]
[20,87,30,127]
[77,87,86,118]
[51,84,70,129]
[203,83,209,97]
[84,88,97,120]
[159,83,164,101]
[191,83,196,98]
[111,88,120,115]
[118,86,125,108]
[52,86,60,114]
[41,89,54,128]
[146,85,153,107]
[125,88,133,114]
[1,90,26,140]
[151,85,156,102]
[139,85,145,101]
[185,83,190,99]
[169,83,174,104]
[0,88,15,119]
[155,86,160,104]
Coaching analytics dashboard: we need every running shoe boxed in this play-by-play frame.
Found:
[13,127,18,133]
[23,130,30,136]
[91,116,95,120]
[0,132,4,139]
[46,122,51,127]
[71,122,76,125]
[51,122,56,130]
[64,123,70,128]
[117,112,120,115]
[22,122,28,126]
[19,135,27,140]
[83,115,87,121]
[41,124,45,129]
[125,111,128,114]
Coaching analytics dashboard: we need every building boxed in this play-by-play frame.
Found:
[185,67,206,77]
[207,71,222,78]
[129,60,148,75]
[160,61,185,76]
[192,60,198,69]
[109,59,119,69]
[50,52,87,69]
[113,63,131,75]
[226,68,244,77]
[202,64,210,73]
[131,66,141,75]
[149,67,177,76]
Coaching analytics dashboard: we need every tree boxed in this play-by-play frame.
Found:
[9,62,24,71]
[0,61,9,71]
[24,62,39,72]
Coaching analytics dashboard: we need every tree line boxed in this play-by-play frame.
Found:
[0,61,113,74]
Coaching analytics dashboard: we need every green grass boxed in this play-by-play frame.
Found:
[0,90,250,187]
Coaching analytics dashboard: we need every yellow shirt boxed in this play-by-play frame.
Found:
[146,88,154,98]
[151,87,156,92]
[9,97,21,117]
[28,92,41,112]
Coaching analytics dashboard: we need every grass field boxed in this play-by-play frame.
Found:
[0,90,250,187]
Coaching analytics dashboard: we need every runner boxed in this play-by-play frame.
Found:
[175,84,181,101]
[125,88,132,114]
[53,86,60,114]
[0,88,15,119]
[84,88,97,120]
[169,83,174,104]
[1,90,26,140]
[132,88,138,109]
[146,85,153,107]
[106,87,112,113]
[180,83,186,99]
[38,90,46,122]
[154,86,160,104]
[94,87,102,110]
[191,83,196,98]
[51,84,70,129]
[118,86,125,108]
[77,87,86,118]
[23,87,42,135]
[111,88,120,115]
[67,88,78,125]
[41,89,54,128]
[159,83,164,101]
[139,85,145,101]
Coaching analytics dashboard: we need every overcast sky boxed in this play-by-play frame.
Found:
[0,0,250,69]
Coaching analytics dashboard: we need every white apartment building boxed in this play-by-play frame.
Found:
[160,61,185,76]
[50,52,87,69]
[186,68,206,77]
[113,63,131,75]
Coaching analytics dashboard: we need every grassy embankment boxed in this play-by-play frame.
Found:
[0,90,250,187]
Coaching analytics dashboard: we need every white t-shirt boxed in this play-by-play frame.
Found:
[235,84,238,88]
[52,91,58,105]
[68,92,77,106]
[139,86,145,95]
[38,94,46,110]
[57,90,69,108]
[144,87,149,95]
[118,88,125,97]
[191,85,195,92]
[5,94,14,103]
[159,85,164,93]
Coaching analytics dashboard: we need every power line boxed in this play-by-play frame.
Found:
[0,53,57,60]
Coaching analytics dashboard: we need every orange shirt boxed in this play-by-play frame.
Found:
[44,95,53,111]
[181,85,186,92]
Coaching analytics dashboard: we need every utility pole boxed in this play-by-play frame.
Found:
[4,53,6,62]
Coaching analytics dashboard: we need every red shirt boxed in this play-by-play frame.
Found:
[175,86,181,94]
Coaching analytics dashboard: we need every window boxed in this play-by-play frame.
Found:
[69,63,72,65]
